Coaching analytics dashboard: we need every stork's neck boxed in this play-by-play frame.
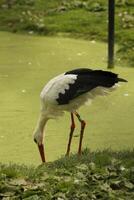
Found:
[35,113,48,133]
[33,112,49,145]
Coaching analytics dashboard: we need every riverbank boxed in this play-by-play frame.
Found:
[0,149,134,199]
[0,0,133,67]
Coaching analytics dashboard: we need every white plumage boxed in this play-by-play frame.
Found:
[40,74,77,106]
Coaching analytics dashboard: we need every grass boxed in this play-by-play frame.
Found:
[0,149,134,199]
[0,0,134,66]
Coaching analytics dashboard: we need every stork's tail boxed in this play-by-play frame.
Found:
[117,77,128,83]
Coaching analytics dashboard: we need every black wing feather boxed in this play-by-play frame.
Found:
[56,68,127,105]
[57,76,96,104]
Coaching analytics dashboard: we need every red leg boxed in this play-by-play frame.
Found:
[66,112,75,156]
[75,112,86,156]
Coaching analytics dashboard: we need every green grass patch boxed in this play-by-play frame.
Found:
[0,149,134,199]
[0,0,133,66]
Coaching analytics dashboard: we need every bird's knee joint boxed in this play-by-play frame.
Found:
[71,123,75,130]
[81,120,86,128]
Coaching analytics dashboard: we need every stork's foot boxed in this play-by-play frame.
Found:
[65,152,70,157]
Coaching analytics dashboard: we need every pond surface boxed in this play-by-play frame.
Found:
[0,32,133,165]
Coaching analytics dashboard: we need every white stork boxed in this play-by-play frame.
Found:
[33,68,127,163]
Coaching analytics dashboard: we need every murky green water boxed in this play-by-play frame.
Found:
[0,32,133,165]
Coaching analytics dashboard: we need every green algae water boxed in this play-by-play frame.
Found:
[0,32,133,165]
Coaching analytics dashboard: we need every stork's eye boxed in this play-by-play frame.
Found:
[34,138,37,144]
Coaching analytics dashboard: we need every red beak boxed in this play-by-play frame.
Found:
[38,144,46,163]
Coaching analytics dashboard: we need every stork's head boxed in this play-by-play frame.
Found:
[33,130,46,163]
[33,130,43,145]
